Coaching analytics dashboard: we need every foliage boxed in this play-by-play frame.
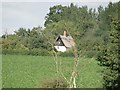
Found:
[97,19,120,89]
[41,78,68,88]
[96,2,120,89]
[2,49,29,55]
[1,27,50,56]
[28,48,51,56]
[43,3,101,58]
[58,51,74,57]
[43,20,77,47]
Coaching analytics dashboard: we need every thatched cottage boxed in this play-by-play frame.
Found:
[54,31,75,52]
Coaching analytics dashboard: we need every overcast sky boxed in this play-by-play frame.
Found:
[1,0,119,36]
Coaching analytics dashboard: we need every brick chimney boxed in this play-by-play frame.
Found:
[63,31,67,37]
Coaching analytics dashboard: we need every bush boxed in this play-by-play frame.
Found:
[41,78,68,88]
[2,49,29,55]
[59,51,74,57]
[85,50,97,58]
[28,49,51,56]
[2,48,51,56]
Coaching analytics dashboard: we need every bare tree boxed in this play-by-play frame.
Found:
[42,24,88,88]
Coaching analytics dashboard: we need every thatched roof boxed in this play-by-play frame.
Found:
[56,35,74,48]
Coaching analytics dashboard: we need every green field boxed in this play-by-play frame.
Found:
[2,55,103,88]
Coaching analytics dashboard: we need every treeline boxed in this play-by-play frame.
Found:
[1,1,120,89]
[1,3,97,57]
[1,27,50,56]
[1,2,118,57]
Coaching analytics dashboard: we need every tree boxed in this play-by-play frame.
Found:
[97,18,120,89]
[44,3,98,58]
[96,2,120,89]
[43,20,80,88]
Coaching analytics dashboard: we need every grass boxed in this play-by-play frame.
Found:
[2,54,103,88]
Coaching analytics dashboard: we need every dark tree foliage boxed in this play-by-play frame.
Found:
[97,19,120,89]
[96,2,120,89]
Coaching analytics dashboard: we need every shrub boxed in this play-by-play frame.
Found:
[28,49,51,56]
[85,50,97,58]
[2,49,29,55]
[2,48,51,56]
[59,51,74,57]
[41,78,68,88]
